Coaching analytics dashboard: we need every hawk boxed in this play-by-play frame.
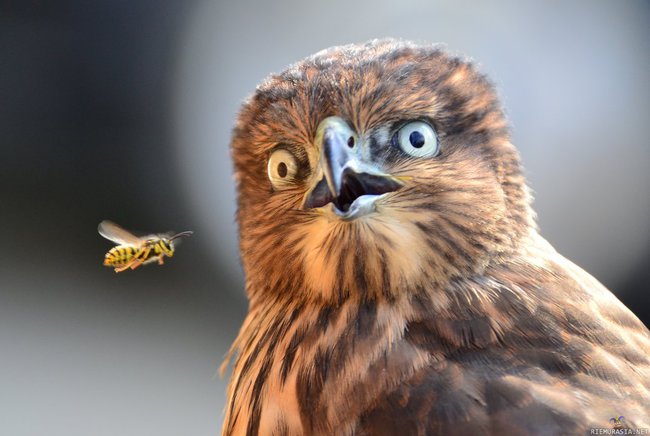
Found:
[223,40,650,435]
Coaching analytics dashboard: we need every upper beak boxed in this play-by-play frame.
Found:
[303,116,403,216]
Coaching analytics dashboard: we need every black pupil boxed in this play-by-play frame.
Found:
[409,130,425,148]
[277,162,288,178]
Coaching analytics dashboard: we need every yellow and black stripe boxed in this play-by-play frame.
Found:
[99,222,191,273]
[103,244,146,266]
[104,241,173,266]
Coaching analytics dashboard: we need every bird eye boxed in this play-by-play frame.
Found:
[267,148,298,189]
[394,121,439,158]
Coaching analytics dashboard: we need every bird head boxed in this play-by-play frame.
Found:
[231,40,533,304]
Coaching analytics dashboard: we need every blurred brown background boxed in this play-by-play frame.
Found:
[1,1,649,435]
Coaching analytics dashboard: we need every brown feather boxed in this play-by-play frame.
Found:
[224,39,650,435]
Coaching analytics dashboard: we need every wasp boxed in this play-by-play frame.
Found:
[98,220,193,273]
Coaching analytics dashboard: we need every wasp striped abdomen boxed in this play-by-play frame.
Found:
[103,245,140,267]
[98,220,193,273]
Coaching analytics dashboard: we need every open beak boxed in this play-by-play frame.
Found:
[303,116,403,219]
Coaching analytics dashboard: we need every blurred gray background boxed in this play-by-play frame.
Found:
[1,1,648,435]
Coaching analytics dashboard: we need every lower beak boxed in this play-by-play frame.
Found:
[303,117,403,216]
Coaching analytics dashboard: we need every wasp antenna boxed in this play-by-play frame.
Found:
[169,231,193,242]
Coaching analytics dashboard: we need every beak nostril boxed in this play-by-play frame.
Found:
[307,117,403,213]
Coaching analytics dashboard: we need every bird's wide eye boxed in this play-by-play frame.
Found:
[267,148,298,190]
[394,121,439,158]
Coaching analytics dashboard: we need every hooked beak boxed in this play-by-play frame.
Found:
[303,116,403,219]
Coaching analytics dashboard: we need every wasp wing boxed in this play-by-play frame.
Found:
[98,220,142,246]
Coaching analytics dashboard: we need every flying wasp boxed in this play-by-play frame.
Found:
[98,220,193,273]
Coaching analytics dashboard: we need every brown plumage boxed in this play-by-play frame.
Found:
[224,40,650,435]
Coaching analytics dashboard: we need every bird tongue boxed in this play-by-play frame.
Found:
[304,170,402,212]
[335,171,366,212]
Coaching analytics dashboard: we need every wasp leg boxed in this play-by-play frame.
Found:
[158,254,165,265]
[114,263,132,273]
[129,247,151,270]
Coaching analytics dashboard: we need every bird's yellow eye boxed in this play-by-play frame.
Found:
[267,148,298,189]
[395,121,439,158]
